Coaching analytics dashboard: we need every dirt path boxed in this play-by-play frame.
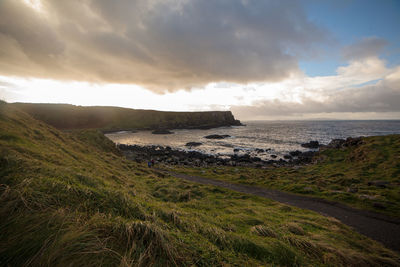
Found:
[156,168,400,252]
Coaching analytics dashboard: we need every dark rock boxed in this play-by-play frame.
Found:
[233,148,240,152]
[187,151,204,159]
[283,154,292,160]
[152,129,174,134]
[289,150,302,157]
[233,119,243,126]
[206,158,217,164]
[204,134,230,139]
[301,140,320,149]
[118,142,314,168]
[271,155,277,159]
[185,142,202,147]
[297,151,315,163]
[368,180,389,188]
[238,154,252,163]
[255,148,265,153]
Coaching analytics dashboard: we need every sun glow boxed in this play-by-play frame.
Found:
[0,76,247,111]
[22,0,43,12]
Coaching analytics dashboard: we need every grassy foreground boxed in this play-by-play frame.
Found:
[173,135,400,218]
[1,102,399,266]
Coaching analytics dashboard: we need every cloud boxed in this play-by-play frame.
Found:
[0,0,327,92]
[0,78,20,101]
[231,61,400,119]
[342,37,388,61]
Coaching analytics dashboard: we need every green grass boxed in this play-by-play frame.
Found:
[172,135,400,217]
[1,102,399,266]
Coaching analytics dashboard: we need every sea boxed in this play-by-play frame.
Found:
[106,120,400,160]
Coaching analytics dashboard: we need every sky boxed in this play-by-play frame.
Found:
[0,0,399,120]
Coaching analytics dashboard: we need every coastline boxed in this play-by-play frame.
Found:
[101,122,245,134]
[118,143,313,167]
[116,136,364,168]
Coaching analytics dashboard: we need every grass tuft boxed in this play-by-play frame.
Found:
[251,225,277,238]
[284,235,323,259]
[287,223,306,235]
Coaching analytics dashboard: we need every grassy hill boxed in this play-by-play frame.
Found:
[174,135,400,217]
[1,101,399,266]
[11,103,242,131]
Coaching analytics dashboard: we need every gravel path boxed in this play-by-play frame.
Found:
[157,168,400,252]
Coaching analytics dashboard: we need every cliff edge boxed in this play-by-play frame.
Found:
[12,103,243,131]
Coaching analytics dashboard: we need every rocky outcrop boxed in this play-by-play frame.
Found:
[118,144,316,168]
[301,141,320,149]
[204,134,230,139]
[185,142,202,147]
[289,150,302,157]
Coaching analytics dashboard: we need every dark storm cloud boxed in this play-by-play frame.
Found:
[0,0,327,91]
[231,69,400,119]
[342,37,388,61]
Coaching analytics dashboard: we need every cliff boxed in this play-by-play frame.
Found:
[11,103,243,131]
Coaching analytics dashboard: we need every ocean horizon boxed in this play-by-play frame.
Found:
[106,120,400,160]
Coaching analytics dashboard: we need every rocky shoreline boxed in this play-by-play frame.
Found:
[118,144,301,167]
[118,136,364,168]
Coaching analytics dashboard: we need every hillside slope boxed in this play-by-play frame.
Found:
[1,102,399,266]
[12,103,242,131]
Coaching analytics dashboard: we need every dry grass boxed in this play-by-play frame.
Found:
[251,225,277,238]
[286,223,305,235]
